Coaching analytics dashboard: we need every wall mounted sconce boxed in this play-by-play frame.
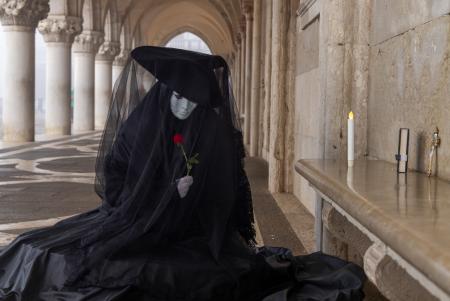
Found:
[427,127,441,177]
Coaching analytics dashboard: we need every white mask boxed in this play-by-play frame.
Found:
[170,91,198,120]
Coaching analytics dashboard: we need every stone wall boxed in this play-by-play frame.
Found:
[293,0,450,213]
[294,9,322,214]
[367,0,450,179]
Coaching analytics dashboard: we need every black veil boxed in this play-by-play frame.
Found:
[0,45,366,300]
[64,46,257,287]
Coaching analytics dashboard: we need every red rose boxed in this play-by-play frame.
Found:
[173,133,184,145]
[172,133,199,176]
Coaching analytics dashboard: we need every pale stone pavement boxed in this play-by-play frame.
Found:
[0,134,308,255]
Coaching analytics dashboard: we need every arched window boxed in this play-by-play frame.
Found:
[165,32,211,54]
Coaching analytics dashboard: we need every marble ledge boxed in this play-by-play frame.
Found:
[294,159,450,296]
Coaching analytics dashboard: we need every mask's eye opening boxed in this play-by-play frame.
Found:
[174,92,182,100]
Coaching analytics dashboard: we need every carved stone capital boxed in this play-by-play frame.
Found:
[0,0,49,28]
[96,41,121,62]
[242,2,253,17]
[236,32,242,46]
[240,16,246,34]
[38,16,82,44]
[113,48,130,66]
[73,31,104,54]
[229,53,236,66]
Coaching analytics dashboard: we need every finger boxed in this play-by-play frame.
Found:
[179,176,190,184]
[177,182,188,191]
[179,176,193,186]
[178,187,187,198]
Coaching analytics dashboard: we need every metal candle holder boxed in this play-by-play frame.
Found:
[427,127,441,177]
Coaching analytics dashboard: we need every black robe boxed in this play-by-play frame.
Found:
[0,48,366,301]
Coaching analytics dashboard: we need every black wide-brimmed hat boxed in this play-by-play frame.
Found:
[131,46,228,107]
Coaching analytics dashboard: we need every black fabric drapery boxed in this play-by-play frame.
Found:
[0,46,366,301]
[63,46,257,287]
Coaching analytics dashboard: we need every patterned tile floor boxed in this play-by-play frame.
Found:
[0,133,306,255]
[0,133,101,246]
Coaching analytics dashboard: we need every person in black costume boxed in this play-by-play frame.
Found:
[0,46,366,301]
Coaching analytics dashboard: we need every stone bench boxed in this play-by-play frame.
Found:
[295,159,450,301]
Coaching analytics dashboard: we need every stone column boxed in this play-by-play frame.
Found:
[232,48,237,97]
[95,41,120,130]
[243,5,253,145]
[234,42,241,110]
[237,53,241,109]
[283,2,298,193]
[239,30,246,116]
[262,0,273,159]
[72,31,104,133]
[142,70,155,93]
[232,37,239,108]
[249,0,262,156]
[38,16,82,136]
[112,48,130,89]
[112,64,123,88]
[0,0,49,142]
[268,0,288,192]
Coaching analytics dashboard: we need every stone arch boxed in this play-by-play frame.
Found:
[66,0,84,18]
[125,0,237,58]
[119,15,133,52]
[160,27,214,53]
[118,24,125,51]
[104,9,112,42]
[131,24,143,48]
[81,0,102,32]
[208,0,241,47]
[102,0,120,44]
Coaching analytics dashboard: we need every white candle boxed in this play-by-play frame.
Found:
[348,111,354,166]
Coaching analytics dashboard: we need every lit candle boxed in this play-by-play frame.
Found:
[348,111,354,166]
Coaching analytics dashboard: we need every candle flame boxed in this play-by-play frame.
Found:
[349,111,354,120]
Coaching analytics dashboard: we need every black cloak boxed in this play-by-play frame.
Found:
[62,46,257,284]
[0,46,366,300]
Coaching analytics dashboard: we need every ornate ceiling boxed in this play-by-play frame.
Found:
[100,0,244,57]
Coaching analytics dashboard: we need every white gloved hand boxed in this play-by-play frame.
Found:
[176,176,194,198]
